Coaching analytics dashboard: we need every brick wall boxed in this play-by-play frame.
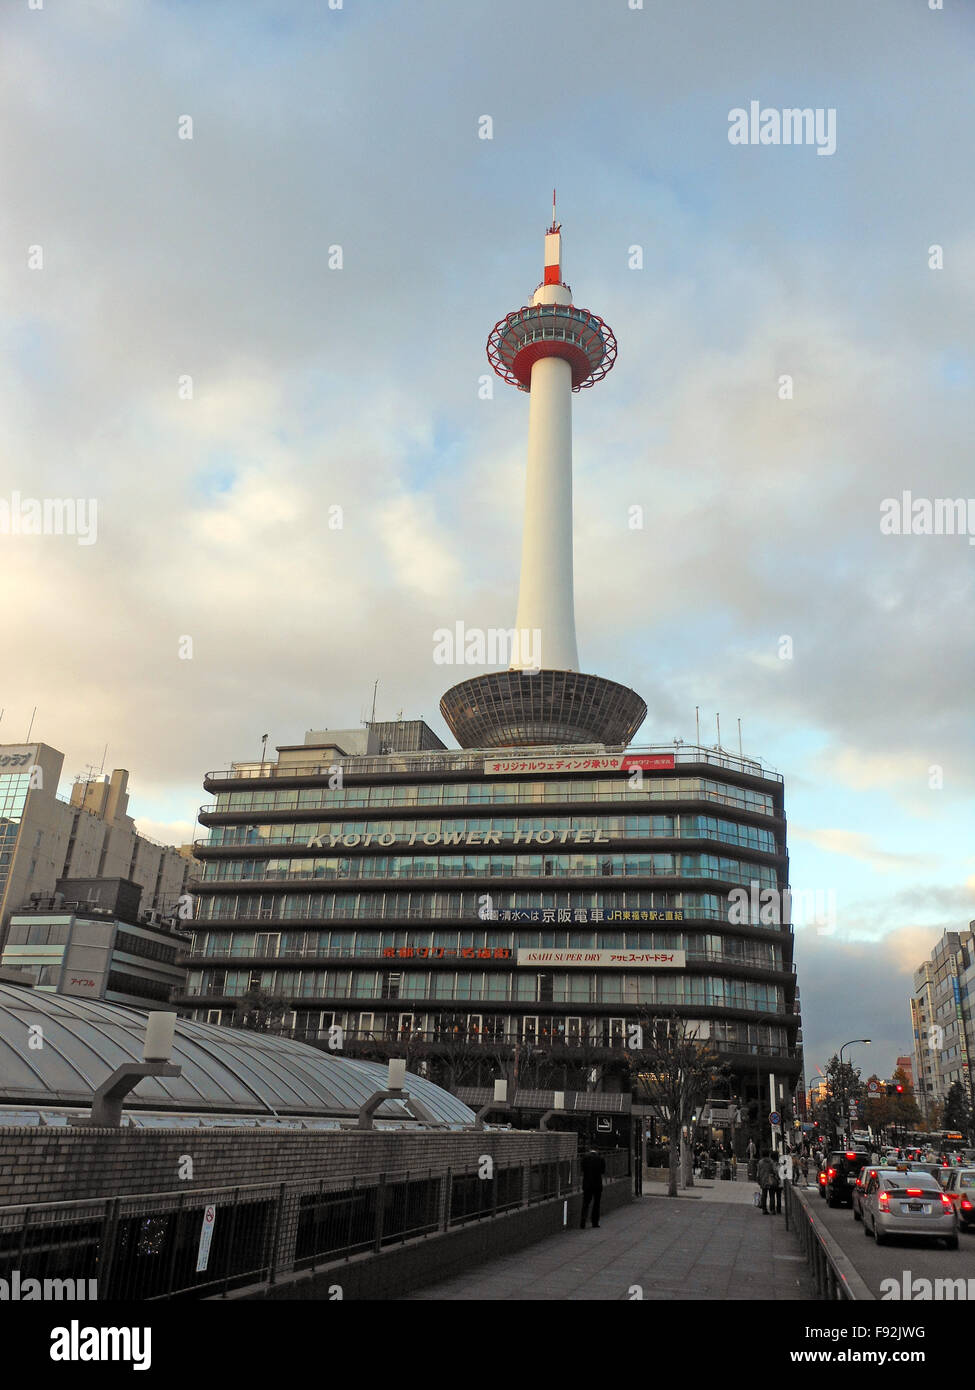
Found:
[0,1125,577,1208]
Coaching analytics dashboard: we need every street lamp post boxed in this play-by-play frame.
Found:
[838,1038,871,1145]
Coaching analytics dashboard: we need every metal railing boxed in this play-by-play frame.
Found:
[0,1152,628,1301]
[195,863,781,886]
[204,746,781,784]
[182,977,786,1009]
[162,1019,798,1060]
[190,902,746,926]
[783,1179,874,1301]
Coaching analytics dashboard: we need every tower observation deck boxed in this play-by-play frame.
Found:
[441,201,647,749]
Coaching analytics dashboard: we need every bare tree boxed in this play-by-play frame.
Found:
[428,1030,489,1093]
[625,1011,721,1197]
[233,987,291,1034]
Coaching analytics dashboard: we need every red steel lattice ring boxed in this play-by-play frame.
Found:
[486,304,617,392]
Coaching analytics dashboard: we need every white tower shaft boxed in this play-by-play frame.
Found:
[512,354,579,672]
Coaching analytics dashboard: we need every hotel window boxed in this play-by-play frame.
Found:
[568,974,591,1003]
[514,974,536,1001]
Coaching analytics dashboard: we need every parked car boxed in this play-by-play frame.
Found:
[941,1168,975,1231]
[861,1170,959,1248]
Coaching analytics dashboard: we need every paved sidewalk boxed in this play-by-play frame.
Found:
[642,1175,821,1203]
[399,1180,818,1300]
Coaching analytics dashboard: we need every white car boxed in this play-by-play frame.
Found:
[861,1169,958,1249]
[941,1168,975,1232]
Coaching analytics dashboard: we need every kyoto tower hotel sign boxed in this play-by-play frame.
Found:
[441,202,646,749]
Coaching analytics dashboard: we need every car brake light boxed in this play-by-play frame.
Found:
[906,1189,924,1195]
[827,1168,835,1178]
[878,1192,889,1207]
[845,1152,857,1160]
[961,1199,973,1211]
[941,1194,953,1209]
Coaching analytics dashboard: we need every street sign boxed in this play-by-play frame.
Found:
[596,1117,612,1132]
[769,1111,780,1125]
[196,1204,216,1273]
[867,1079,880,1094]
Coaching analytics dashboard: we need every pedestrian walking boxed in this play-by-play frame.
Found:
[746,1136,757,1183]
[580,1144,606,1229]
[757,1150,782,1214]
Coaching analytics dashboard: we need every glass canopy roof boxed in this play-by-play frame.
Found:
[0,984,474,1125]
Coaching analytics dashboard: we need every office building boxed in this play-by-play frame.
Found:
[1,876,189,1007]
[0,744,193,938]
[911,926,975,1115]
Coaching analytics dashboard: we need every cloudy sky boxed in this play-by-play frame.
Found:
[2,0,973,1083]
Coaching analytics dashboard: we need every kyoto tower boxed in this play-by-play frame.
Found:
[441,199,647,748]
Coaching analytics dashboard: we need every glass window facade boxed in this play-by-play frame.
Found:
[199,851,779,887]
[0,771,31,915]
[209,776,775,816]
[204,811,777,853]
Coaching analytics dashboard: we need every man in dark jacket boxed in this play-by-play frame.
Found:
[580,1145,606,1228]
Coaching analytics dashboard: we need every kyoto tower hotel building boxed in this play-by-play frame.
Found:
[183,210,801,1134]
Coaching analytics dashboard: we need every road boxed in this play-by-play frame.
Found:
[799,1182,975,1297]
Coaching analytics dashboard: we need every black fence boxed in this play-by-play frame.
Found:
[0,1150,629,1301]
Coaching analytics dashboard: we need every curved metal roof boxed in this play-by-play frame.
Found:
[0,985,474,1125]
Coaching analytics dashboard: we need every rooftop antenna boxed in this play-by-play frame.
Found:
[737,717,743,759]
[98,743,108,776]
[370,679,379,726]
[715,713,721,750]
[26,707,37,742]
[549,187,559,233]
[695,706,700,746]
